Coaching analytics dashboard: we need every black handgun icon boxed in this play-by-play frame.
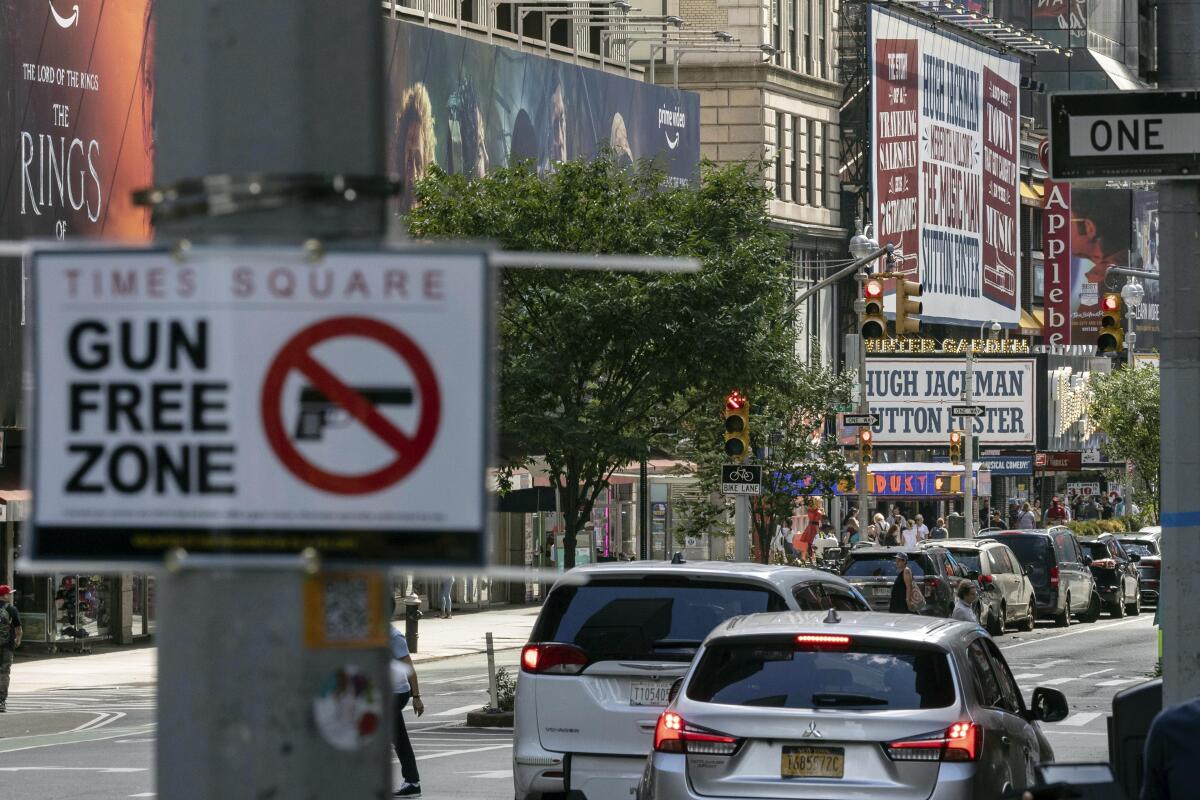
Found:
[294,385,414,441]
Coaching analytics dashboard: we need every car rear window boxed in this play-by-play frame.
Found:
[533,579,786,662]
[948,550,982,574]
[1080,541,1110,559]
[843,555,927,577]
[1120,541,1156,557]
[991,535,1053,583]
[687,637,955,710]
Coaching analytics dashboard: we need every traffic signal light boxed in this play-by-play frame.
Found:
[723,390,750,462]
[857,428,874,464]
[861,279,887,339]
[1097,293,1124,354]
[895,277,923,336]
[949,430,962,465]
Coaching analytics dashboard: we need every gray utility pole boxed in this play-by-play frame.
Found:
[152,2,392,797]
[735,495,750,561]
[1158,0,1200,707]
[854,282,871,526]
[962,349,975,538]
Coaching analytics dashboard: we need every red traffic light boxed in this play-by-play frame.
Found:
[864,280,884,299]
[1102,294,1120,312]
[725,390,746,411]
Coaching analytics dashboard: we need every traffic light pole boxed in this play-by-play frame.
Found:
[734,495,750,562]
[962,349,975,538]
[854,274,871,528]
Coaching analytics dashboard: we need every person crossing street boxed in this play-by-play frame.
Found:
[391,603,425,797]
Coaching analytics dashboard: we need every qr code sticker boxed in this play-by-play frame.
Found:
[323,576,370,642]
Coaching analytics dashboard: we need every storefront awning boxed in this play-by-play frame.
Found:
[0,489,30,522]
[1019,180,1043,207]
[1019,307,1044,332]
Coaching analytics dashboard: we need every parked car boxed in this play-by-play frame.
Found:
[513,560,870,800]
[926,539,1037,635]
[978,529,1101,627]
[840,546,967,618]
[1118,534,1161,559]
[636,611,1069,800]
[1078,533,1142,617]
[1135,554,1162,606]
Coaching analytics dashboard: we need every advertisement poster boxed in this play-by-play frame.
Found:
[1132,189,1160,350]
[864,357,1036,445]
[870,6,1021,326]
[1032,0,1087,30]
[1042,179,1072,345]
[0,0,156,426]
[385,18,700,213]
[1069,188,1131,342]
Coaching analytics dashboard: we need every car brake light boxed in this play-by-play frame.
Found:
[887,722,981,762]
[795,634,851,650]
[978,574,993,584]
[1049,566,1060,588]
[1091,558,1116,570]
[654,712,741,755]
[520,643,589,675]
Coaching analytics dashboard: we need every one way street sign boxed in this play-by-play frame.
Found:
[844,413,880,426]
[951,404,986,417]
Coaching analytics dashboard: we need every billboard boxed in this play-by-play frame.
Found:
[870,6,1021,326]
[0,0,156,426]
[1042,179,1071,344]
[385,18,700,212]
[1068,188,1131,343]
[1131,189,1159,349]
[864,357,1036,446]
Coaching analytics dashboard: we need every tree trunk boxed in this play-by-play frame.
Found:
[560,474,581,570]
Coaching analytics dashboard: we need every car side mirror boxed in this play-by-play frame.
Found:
[1130,553,1141,562]
[1030,687,1070,723]
[967,570,980,581]
[668,678,683,703]
[1082,555,1092,566]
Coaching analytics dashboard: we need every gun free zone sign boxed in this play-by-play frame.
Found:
[28,248,491,566]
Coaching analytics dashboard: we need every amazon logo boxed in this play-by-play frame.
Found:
[657,106,687,151]
[49,1,80,28]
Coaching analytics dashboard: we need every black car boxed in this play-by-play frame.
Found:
[927,539,1038,635]
[1136,555,1162,606]
[840,546,967,617]
[979,528,1101,627]
[1079,534,1142,617]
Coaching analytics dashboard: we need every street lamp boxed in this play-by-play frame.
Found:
[849,219,878,259]
[1121,278,1144,358]
[980,320,1001,340]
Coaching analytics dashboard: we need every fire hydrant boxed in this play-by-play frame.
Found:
[404,593,422,653]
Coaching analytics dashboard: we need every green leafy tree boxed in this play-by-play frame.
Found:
[1088,365,1160,520]
[407,155,794,568]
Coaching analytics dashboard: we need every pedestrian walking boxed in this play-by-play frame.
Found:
[1101,495,1114,520]
[929,517,949,539]
[883,524,902,547]
[1140,696,1200,799]
[889,553,924,614]
[901,521,919,548]
[438,576,454,619]
[1032,499,1044,524]
[1047,496,1069,523]
[913,514,929,541]
[951,582,979,623]
[1016,502,1036,529]
[0,585,22,712]
[390,611,424,797]
[989,509,1004,529]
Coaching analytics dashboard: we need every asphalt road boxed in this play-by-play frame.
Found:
[0,611,1158,798]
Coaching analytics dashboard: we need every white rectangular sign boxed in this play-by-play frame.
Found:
[864,358,1035,446]
[29,247,491,566]
[1068,114,1200,157]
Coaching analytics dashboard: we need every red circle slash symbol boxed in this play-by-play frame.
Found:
[261,317,441,494]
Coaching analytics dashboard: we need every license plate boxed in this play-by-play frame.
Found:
[629,680,672,706]
[781,746,845,779]
[871,586,891,597]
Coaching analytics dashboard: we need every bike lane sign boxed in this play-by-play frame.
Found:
[721,464,763,495]
[27,246,492,567]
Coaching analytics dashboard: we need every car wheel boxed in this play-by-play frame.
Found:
[1128,586,1142,616]
[1018,599,1036,631]
[1055,593,1071,627]
[988,603,1006,636]
[1111,588,1126,618]
[1079,591,1102,623]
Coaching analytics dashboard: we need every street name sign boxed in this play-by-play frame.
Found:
[1049,90,1200,180]
[843,413,880,427]
[721,464,763,495]
[951,404,986,417]
[27,247,492,567]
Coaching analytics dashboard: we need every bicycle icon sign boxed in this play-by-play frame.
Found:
[721,463,763,495]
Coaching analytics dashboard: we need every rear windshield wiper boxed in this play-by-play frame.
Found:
[811,692,889,707]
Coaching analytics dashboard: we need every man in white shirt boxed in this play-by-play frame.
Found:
[392,614,425,796]
[913,514,930,542]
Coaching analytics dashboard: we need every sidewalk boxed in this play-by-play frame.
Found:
[7,603,539,696]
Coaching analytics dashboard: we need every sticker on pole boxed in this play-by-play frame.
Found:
[27,247,492,566]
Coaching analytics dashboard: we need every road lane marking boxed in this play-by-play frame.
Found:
[422,674,488,685]
[1058,712,1103,727]
[431,704,483,717]
[0,767,146,773]
[1013,673,1044,680]
[415,743,511,761]
[1080,668,1114,678]
[0,724,156,754]
[1043,730,1107,736]
[1039,678,1077,686]
[461,769,513,779]
[1096,678,1143,687]
[1032,659,1070,669]
[1000,616,1152,650]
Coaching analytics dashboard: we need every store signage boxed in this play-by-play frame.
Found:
[1042,178,1072,345]
[721,464,763,495]
[870,5,1021,326]
[839,470,980,497]
[864,338,1031,355]
[1066,481,1102,497]
[864,358,1036,445]
[28,247,492,566]
[1049,90,1200,180]
[1038,451,1082,471]
[978,455,1034,476]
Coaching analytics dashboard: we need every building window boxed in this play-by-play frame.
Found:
[775,112,786,200]
[772,0,782,66]
[824,124,838,209]
[807,119,821,207]
[789,0,798,71]
[793,115,806,205]
[817,0,826,77]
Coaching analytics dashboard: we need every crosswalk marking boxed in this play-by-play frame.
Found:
[415,743,511,761]
[1096,678,1142,687]
[1080,668,1114,678]
[1012,673,1043,680]
[1057,712,1103,727]
[1039,677,1076,686]
[432,704,485,717]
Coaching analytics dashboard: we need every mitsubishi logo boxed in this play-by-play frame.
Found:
[800,721,823,739]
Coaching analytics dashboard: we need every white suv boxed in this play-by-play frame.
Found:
[512,560,870,800]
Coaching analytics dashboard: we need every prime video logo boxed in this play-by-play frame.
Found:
[657,106,686,150]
